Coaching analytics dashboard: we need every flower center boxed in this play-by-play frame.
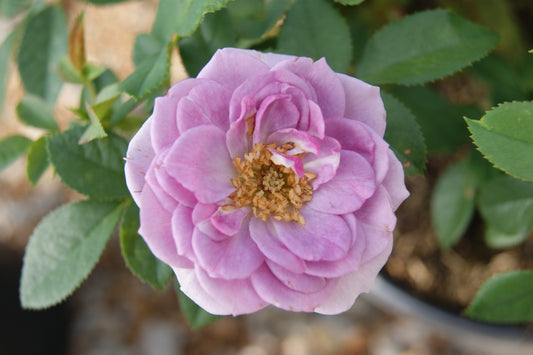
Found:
[226,142,315,225]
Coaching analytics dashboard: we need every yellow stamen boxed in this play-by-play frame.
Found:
[229,142,315,225]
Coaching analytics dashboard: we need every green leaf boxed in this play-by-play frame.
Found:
[0,0,31,17]
[152,0,234,42]
[227,0,294,47]
[430,159,476,249]
[17,5,68,104]
[26,136,49,186]
[381,92,426,175]
[57,55,84,84]
[477,174,533,245]
[465,270,533,323]
[77,0,130,4]
[177,286,220,329]
[0,135,32,171]
[46,124,129,200]
[357,9,499,85]
[179,9,236,77]
[466,101,533,181]
[119,202,173,291]
[334,0,365,4]
[119,42,171,100]
[133,34,164,67]
[277,0,352,73]
[20,200,124,309]
[16,94,58,131]
[78,103,108,144]
[484,225,530,250]
[388,86,480,153]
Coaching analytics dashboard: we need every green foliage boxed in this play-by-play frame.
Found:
[431,159,476,249]
[277,0,352,73]
[119,42,171,100]
[477,175,533,249]
[26,136,49,186]
[120,202,174,291]
[0,135,32,171]
[388,86,480,153]
[46,124,129,200]
[16,94,58,131]
[20,200,124,309]
[179,9,236,77]
[17,5,67,104]
[177,286,220,329]
[466,101,533,181]
[381,92,426,176]
[76,0,130,4]
[465,271,533,323]
[152,0,235,42]
[0,29,15,111]
[357,9,499,85]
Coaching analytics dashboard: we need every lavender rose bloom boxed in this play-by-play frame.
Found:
[125,48,409,315]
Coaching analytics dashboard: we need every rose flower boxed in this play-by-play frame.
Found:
[125,48,409,315]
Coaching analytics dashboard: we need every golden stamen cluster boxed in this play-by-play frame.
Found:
[226,142,315,225]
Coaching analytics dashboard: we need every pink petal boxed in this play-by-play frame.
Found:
[302,136,341,188]
[153,153,197,208]
[138,185,193,268]
[308,150,376,215]
[174,267,266,316]
[225,96,255,159]
[383,149,410,210]
[145,158,178,212]
[176,79,231,133]
[273,57,345,119]
[151,78,200,153]
[198,48,270,92]
[192,218,264,279]
[249,218,307,274]
[250,264,337,312]
[211,206,249,236]
[272,206,351,262]
[252,50,296,67]
[192,203,218,224]
[267,260,326,293]
[125,118,154,205]
[337,73,386,137]
[252,94,300,143]
[305,99,325,138]
[171,204,195,261]
[266,128,321,155]
[354,186,397,242]
[325,118,390,185]
[305,214,364,278]
[269,149,305,178]
[195,267,267,315]
[165,126,235,204]
[313,238,393,315]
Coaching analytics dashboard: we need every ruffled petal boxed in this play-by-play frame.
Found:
[302,136,341,188]
[198,48,270,92]
[252,94,300,144]
[138,185,193,268]
[176,80,232,133]
[251,264,337,312]
[195,267,267,315]
[171,204,195,261]
[266,128,320,155]
[192,217,264,279]
[249,218,306,273]
[272,206,351,262]
[211,206,249,236]
[125,118,154,205]
[267,260,326,293]
[313,237,393,315]
[273,57,345,119]
[383,149,410,210]
[355,185,397,241]
[337,73,386,137]
[152,78,200,153]
[165,126,235,203]
[308,150,376,215]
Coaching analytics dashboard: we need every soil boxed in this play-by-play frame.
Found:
[385,155,533,313]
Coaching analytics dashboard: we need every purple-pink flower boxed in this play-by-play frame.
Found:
[124,48,409,315]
